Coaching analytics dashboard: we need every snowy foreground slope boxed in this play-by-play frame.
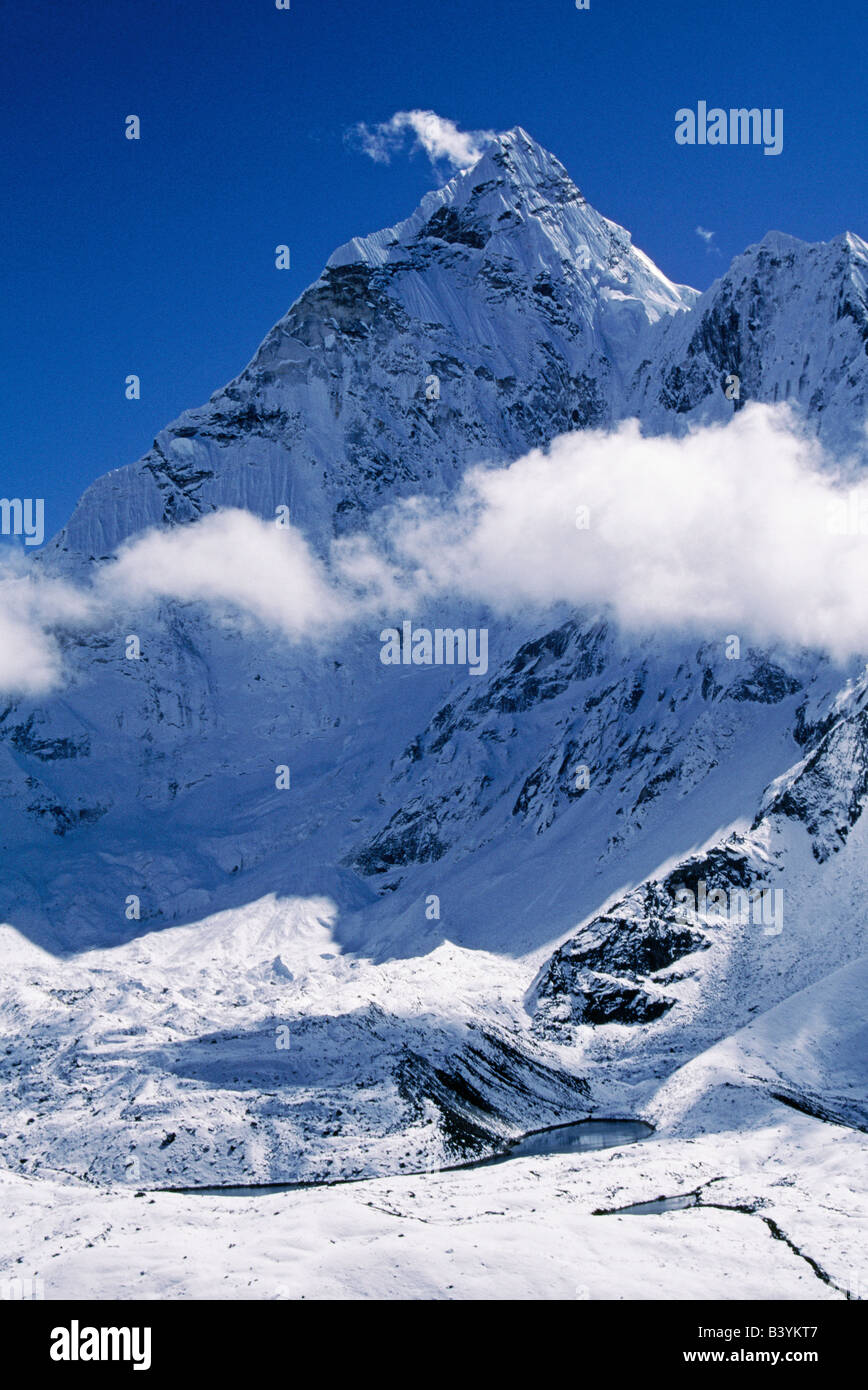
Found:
[1,128,867,1299]
[1,1105,864,1300]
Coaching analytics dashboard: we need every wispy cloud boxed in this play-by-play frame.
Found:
[0,554,99,695]
[349,111,496,172]
[695,225,722,255]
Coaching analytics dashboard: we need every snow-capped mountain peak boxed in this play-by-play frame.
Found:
[47,131,699,563]
[327,124,694,330]
[328,125,586,268]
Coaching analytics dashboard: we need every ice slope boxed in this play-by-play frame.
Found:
[650,953,868,1137]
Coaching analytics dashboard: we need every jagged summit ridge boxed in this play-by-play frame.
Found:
[630,224,868,452]
[328,126,590,267]
[327,124,693,325]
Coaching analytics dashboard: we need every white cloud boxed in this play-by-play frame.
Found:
[695,225,722,256]
[356,404,868,662]
[104,509,346,639]
[0,512,348,697]
[350,111,496,172]
[9,406,868,697]
[0,554,98,695]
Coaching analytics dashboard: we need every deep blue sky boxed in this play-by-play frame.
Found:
[2,0,865,539]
